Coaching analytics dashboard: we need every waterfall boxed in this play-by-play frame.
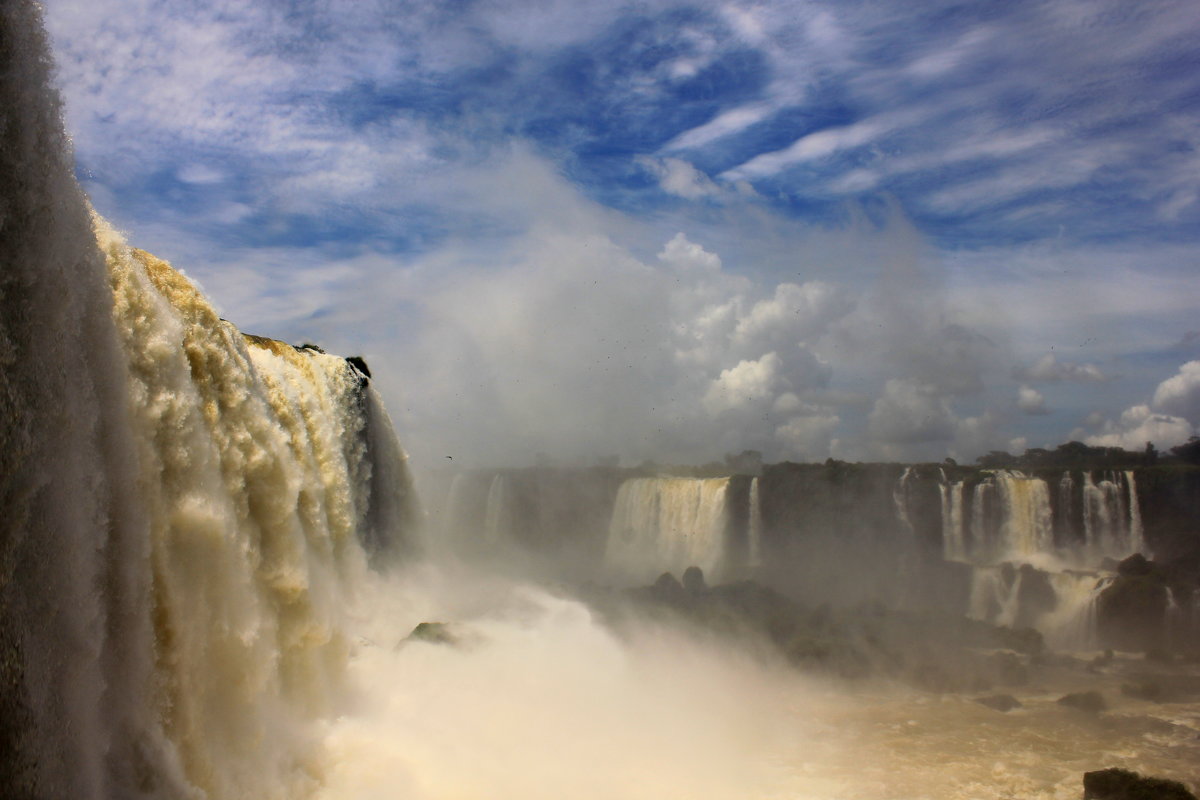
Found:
[1041,573,1107,651]
[0,6,417,794]
[970,480,992,560]
[604,477,731,584]
[992,471,1055,562]
[939,470,966,562]
[893,467,915,537]
[747,476,764,568]
[968,567,1023,627]
[483,474,512,545]
[1082,471,1143,561]
[1125,470,1146,556]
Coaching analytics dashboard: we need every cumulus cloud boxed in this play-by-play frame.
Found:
[1015,353,1108,383]
[703,353,783,415]
[1151,360,1200,422]
[1076,360,1199,451]
[867,379,956,444]
[775,413,840,460]
[1083,405,1193,450]
[1016,385,1048,415]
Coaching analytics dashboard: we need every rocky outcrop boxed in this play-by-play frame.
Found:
[1083,767,1197,800]
[1097,555,1169,653]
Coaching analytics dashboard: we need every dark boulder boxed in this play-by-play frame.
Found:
[647,572,689,605]
[1014,564,1058,629]
[1098,569,1168,652]
[681,566,707,595]
[1057,690,1106,713]
[1083,767,1197,800]
[399,621,457,647]
[1117,553,1155,577]
[974,694,1022,712]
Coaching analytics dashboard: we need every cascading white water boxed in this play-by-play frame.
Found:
[747,476,763,568]
[892,467,915,537]
[955,468,1148,650]
[991,471,1055,563]
[1041,573,1108,651]
[938,470,966,562]
[0,9,417,791]
[1125,470,1146,556]
[604,477,731,583]
[483,474,511,545]
[967,567,1023,628]
[969,480,991,558]
[1081,471,1143,561]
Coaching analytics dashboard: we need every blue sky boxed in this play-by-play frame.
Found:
[43,0,1200,467]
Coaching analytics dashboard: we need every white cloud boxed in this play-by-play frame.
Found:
[663,102,774,151]
[636,156,721,200]
[1083,405,1193,450]
[703,353,782,415]
[1015,353,1107,383]
[867,379,956,444]
[721,113,907,181]
[1016,385,1048,415]
[774,413,839,459]
[1151,360,1200,422]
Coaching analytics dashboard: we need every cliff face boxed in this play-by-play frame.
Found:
[433,461,1199,653]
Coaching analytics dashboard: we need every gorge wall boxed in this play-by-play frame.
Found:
[433,461,1200,654]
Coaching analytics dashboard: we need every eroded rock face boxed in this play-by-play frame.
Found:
[1083,767,1197,800]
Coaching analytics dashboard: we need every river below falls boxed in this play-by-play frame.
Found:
[313,581,1200,800]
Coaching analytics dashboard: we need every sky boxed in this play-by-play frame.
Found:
[41,0,1200,468]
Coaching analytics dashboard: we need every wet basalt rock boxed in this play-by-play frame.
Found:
[1083,767,1197,800]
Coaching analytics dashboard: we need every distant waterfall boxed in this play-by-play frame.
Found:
[950,467,1149,651]
[893,467,916,537]
[993,471,1055,562]
[483,474,512,545]
[968,567,1024,628]
[1082,471,1145,560]
[970,480,992,559]
[605,477,731,583]
[0,6,418,794]
[1041,573,1109,651]
[747,477,764,568]
[939,470,966,562]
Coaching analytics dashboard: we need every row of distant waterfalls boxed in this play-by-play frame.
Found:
[435,466,1193,652]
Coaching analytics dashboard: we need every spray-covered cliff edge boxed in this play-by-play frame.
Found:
[1,4,416,797]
